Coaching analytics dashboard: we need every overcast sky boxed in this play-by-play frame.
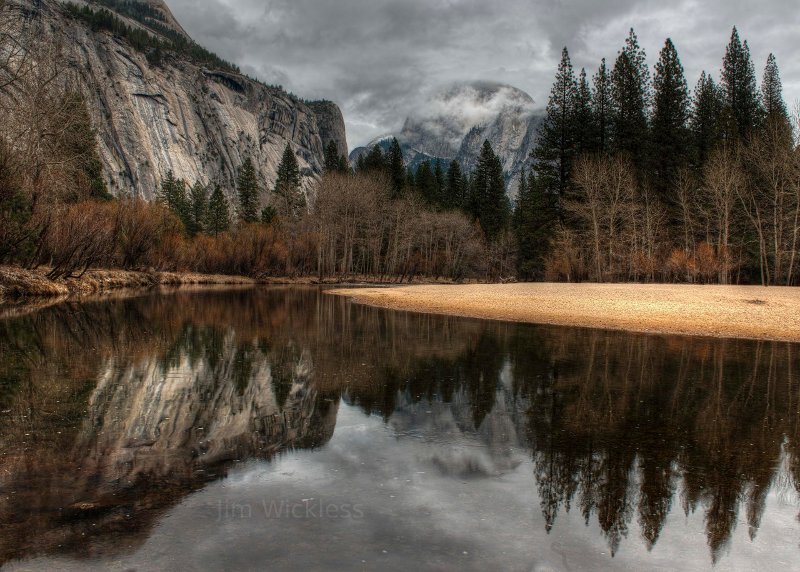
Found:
[167,0,800,150]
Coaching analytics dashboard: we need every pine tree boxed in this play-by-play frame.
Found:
[573,68,594,154]
[610,28,651,166]
[514,167,557,278]
[533,47,578,196]
[273,143,304,219]
[592,58,611,154]
[690,71,723,169]
[651,38,690,198]
[720,27,762,139]
[337,154,349,173]
[324,140,342,173]
[236,157,260,223]
[362,145,386,172]
[387,138,406,197]
[206,184,230,235]
[60,92,111,201]
[406,166,416,192]
[433,160,445,206]
[761,53,788,123]
[415,161,437,204]
[188,181,208,236]
[158,171,192,231]
[445,160,464,208]
[472,140,509,241]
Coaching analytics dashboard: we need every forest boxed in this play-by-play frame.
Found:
[524,28,800,285]
[1,2,799,284]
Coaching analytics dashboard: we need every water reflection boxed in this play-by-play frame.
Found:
[0,287,798,569]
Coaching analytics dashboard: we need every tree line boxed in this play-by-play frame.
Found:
[519,27,800,285]
[63,1,240,72]
[4,3,799,285]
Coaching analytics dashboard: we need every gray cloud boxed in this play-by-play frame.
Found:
[166,0,800,149]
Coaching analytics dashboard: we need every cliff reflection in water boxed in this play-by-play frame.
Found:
[0,287,798,566]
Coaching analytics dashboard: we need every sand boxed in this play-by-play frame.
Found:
[330,283,800,342]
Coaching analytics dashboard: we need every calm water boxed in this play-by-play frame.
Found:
[0,287,798,571]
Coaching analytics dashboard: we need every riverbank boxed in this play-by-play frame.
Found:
[0,266,257,304]
[0,266,472,305]
[330,283,800,342]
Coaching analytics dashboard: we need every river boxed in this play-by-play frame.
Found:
[0,287,797,570]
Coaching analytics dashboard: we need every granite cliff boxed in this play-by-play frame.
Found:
[8,0,347,200]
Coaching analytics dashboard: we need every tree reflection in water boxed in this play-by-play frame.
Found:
[0,287,797,565]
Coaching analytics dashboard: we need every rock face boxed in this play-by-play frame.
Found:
[10,0,347,200]
[350,82,542,197]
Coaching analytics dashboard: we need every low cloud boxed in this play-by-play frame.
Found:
[166,0,800,149]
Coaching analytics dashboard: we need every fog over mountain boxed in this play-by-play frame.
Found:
[350,82,542,194]
[166,0,800,149]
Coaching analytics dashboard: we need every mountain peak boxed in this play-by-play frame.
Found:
[350,81,542,195]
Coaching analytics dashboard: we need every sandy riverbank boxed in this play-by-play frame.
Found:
[330,283,800,342]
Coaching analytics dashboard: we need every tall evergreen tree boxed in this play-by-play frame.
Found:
[206,184,230,235]
[415,161,437,204]
[445,160,464,208]
[471,140,509,241]
[592,58,611,154]
[61,92,111,201]
[387,138,406,197]
[761,53,788,124]
[610,28,651,166]
[533,47,578,196]
[324,140,345,173]
[720,27,762,139]
[433,160,445,205]
[690,71,723,169]
[158,171,192,231]
[651,38,690,198]
[406,166,416,192]
[514,167,557,278]
[362,145,386,172]
[574,68,594,154]
[273,143,304,219]
[188,181,208,236]
[236,157,260,223]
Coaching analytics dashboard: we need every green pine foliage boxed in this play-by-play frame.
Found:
[64,1,240,73]
[471,141,509,241]
[610,28,651,166]
[237,157,260,223]
[592,58,611,154]
[651,38,690,197]
[533,47,578,196]
[690,71,723,169]
[206,184,230,235]
[514,167,557,279]
[415,161,438,204]
[188,181,208,235]
[273,144,305,219]
[761,53,788,123]
[720,27,762,139]
[61,92,112,201]
[387,138,406,197]
[445,160,465,209]
[362,145,386,172]
[574,68,594,154]
[158,171,194,232]
[324,140,349,174]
